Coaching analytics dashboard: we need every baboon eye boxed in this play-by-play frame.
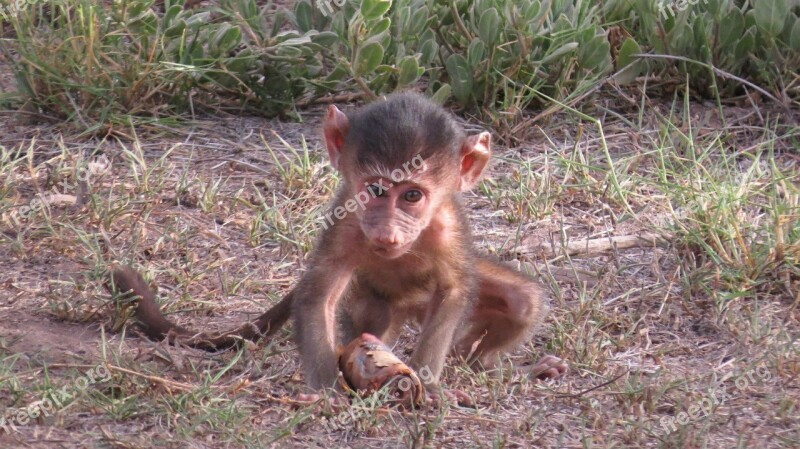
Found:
[403,190,423,203]
[368,183,387,197]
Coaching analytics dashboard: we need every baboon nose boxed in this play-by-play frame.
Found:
[371,237,412,259]
[375,234,401,247]
[376,240,399,249]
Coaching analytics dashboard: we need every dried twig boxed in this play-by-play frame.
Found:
[106,364,196,392]
[521,232,671,259]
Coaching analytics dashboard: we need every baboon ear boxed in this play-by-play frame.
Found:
[323,105,350,170]
[459,131,491,191]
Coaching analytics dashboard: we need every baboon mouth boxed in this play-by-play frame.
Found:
[372,243,412,258]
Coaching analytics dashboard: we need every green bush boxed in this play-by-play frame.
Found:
[435,0,612,111]
[290,0,436,98]
[2,0,797,126]
[294,0,614,112]
[603,0,800,97]
[1,0,326,129]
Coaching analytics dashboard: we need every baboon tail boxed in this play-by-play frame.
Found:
[107,265,292,351]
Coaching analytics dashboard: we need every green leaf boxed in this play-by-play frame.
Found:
[580,27,594,44]
[397,56,421,86]
[467,39,485,68]
[212,24,242,54]
[375,64,395,74]
[669,21,693,53]
[332,12,346,39]
[129,9,158,35]
[734,29,755,61]
[744,8,757,30]
[617,37,641,68]
[369,17,392,37]
[240,0,258,19]
[361,0,392,21]
[164,20,186,39]
[295,0,314,33]
[551,14,572,34]
[704,0,723,16]
[478,8,501,47]
[185,11,211,28]
[753,0,789,37]
[275,35,312,46]
[273,46,304,59]
[165,0,184,8]
[128,0,155,18]
[368,32,392,52]
[187,41,205,62]
[693,15,711,58]
[445,54,473,105]
[524,0,541,22]
[326,65,349,82]
[430,84,452,105]
[718,8,744,50]
[227,56,252,74]
[541,42,578,64]
[397,6,411,35]
[394,43,406,64]
[310,31,340,47]
[163,5,183,29]
[615,37,644,85]
[475,0,493,15]
[419,38,438,65]
[355,42,385,76]
[578,36,610,71]
[408,7,430,36]
[790,18,800,52]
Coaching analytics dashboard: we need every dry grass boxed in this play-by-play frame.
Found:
[0,93,798,448]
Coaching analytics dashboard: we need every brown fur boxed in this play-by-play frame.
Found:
[107,266,291,351]
[107,93,560,391]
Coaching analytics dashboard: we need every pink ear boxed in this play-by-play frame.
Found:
[460,131,491,190]
[323,105,350,170]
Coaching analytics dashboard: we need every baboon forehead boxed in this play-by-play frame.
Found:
[347,93,464,167]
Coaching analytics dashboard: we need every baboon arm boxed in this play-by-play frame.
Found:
[408,286,468,386]
[292,263,355,389]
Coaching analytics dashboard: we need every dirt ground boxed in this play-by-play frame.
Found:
[1,29,799,449]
